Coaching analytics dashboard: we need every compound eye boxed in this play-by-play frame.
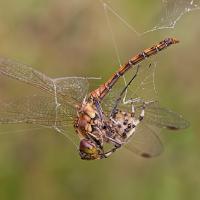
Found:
[79,139,102,160]
[79,139,96,153]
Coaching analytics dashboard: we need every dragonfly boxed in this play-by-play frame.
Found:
[0,38,189,160]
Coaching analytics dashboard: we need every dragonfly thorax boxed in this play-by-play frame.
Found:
[74,98,101,137]
[74,97,107,160]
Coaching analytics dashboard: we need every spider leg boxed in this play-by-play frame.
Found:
[104,146,119,158]
[105,136,124,146]
[132,103,145,127]
[125,102,147,139]
[103,139,125,158]
[123,97,143,105]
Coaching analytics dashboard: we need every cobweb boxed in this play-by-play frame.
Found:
[98,0,200,110]
[100,0,200,36]
[0,0,199,149]
[150,0,200,34]
[0,56,100,149]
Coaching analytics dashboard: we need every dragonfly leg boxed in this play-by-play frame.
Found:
[88,132,103,147]
[87,130,114,159]
[110,65,140,117]
[94,99,104,121]
[87,132,109,159]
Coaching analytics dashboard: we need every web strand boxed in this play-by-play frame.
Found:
[99,0,200,105]
[101,1,122,66]
[99,0,200,36]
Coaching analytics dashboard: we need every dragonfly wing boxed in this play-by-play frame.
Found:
[53,77,89,104]
[144,102,189,130]
[0,57,89,105]
[0,95,79,147]
[0,57,55,93]
[125,123,163,158]
[101,62,158,114]
[0,96,74,127]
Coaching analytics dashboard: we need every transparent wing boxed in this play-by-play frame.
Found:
[125,124,163,158]
[53,77,89,104]
[125,62,158,102]
[0,95,74,127]
[0,57,89,105]
[0,95,79,147]
[101,59,188,129]
[102,61,158,114]
[124,102,189,158]
[144,102,189,130]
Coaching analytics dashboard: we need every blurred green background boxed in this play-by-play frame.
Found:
[0,0,200,200]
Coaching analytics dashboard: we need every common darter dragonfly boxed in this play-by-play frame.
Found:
[0,38,189,160]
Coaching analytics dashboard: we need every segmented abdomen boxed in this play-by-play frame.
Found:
[91,38,179,101]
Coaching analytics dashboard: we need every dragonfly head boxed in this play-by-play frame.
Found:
[79,139,102,160]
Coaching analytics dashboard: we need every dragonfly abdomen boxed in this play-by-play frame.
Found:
[91,38,179,100]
